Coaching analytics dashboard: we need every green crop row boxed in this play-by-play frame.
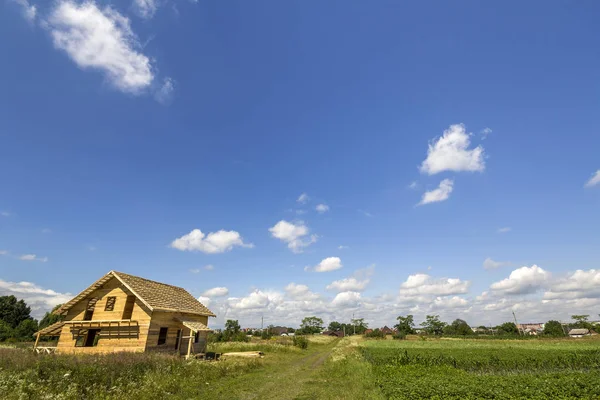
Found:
[361,339,600,399]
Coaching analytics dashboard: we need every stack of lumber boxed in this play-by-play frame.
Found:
[220,351,264,359]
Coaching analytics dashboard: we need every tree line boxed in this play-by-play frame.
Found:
[0,296,62,342]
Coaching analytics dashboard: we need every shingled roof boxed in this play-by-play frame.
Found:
[53,270,215,317]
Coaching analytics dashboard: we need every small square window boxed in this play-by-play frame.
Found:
[158,327,168,345]
[104,296,116,311]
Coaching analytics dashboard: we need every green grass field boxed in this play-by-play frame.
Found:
[1,336,599,399]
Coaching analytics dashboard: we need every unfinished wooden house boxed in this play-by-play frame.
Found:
[34,270,215,357]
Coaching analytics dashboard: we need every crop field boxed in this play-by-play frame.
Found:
[361,337,600,399]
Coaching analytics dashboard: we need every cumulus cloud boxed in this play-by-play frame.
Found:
[269,220,317,253]
[490,265,550,295]
[433,296,468,309]
[154,77,175,105]
[285,283,320,300]
[420,124,485,175]
[297,193,309,204]
[584,170,600,188]
[0,279,72,319]
[170,229,253,254]
[326,277,369,292]
[418,179,454,205]
[19,254,48,262]
[197,296,211,307]
[543,269,600,300]
[228,290,284,310]
[315,204,329,213]
[338,245,349,250]
[46,1,154,93]
[307,257,343,273]
[133,0,157,19]
[15,0,37,22]
[202,287,229,297]
[331,291,361,308]
[483,257,511,270]
[497,227,512,233]
[399,273,470,297]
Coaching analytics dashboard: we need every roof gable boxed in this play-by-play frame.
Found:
[53,271,215,317]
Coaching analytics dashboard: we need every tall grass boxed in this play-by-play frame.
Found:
[0,348,259,399]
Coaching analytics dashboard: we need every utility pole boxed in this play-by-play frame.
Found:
[512,311,522,336]
[261,315,264,331]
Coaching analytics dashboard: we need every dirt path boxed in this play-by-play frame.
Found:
[237,340,338,400]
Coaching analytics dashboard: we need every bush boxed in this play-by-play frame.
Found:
[364,329,386,339]
[293,335,309,349]
[209,331,250,343]
[393,332,406,340]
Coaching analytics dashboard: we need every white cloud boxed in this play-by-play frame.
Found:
[47,1,154,93]
[331,291,361,308]
[543,269,600,300]
[490,265,550,295]
[408,181,418,190]
[420,124,485,175]
[433,296,468,309]
[418,179,454,205]
[189,268,200,274]
[228,290,284,310]
[19,254,48,262]
[269,220,317,253]
[0,279,72,319]
[285,283,320,300]
[307,257,343,273]
[204,264,214,271]
[133,0,157,19]
[0,250,7,256]
[326,277,369,292]
[338,245,349,250]
[197,296,211,307]
[483,257,511,270]
[315,204,329,213]
[154,77,175,105]
[170,229,253,254]
[584,170,600,188]
[481,127,492,140]
[202,287,229,297]
[497,227,511,233]
[15,0,36,22]
[297,193,309,204]
[399,273,470,297]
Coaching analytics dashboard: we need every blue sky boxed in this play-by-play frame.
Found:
[1,0,599,327]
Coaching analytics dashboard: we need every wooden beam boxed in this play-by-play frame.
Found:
[186,329,194,359]
[33,332,41,350]
[177,330,183,354]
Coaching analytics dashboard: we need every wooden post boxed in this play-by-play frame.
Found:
[33,332,41,351]
[186,329,194,359]
[177,330,183,354]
